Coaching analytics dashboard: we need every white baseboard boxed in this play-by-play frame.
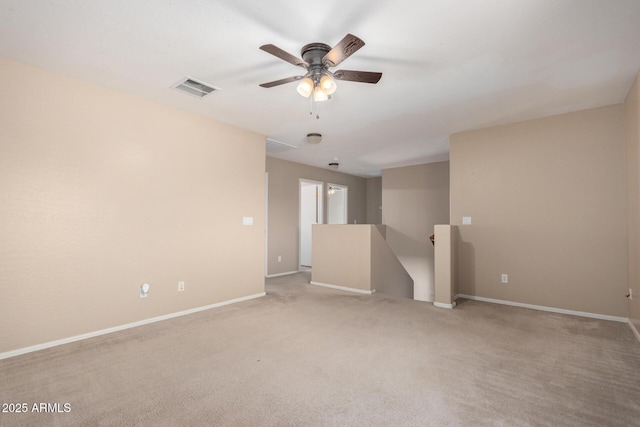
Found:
[456,294,628,323]
[433,301,457,309]
[309,281,375,295]
[629,319,640,343]
[0,292,266,361]
[266,270,301,278]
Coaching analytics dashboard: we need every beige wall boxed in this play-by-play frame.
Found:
[366,177,382,224]
[311,225,372,292]
[434,225,455,307]
[265,157,367,276]
[0,57,266,353]
[266,157,367,275]
[311,224,413,298]
[450,105,627,317]
[626,72,640,331]
[382,162,450,302]
[370,225,414,299]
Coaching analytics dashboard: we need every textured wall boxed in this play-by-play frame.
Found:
[0,57,266,353]
[311,225,372,292]
[450,105,627,317]
[382,162,450,302]
[366,177,382,224]
[626,72,640,332]
[265,157,367,276]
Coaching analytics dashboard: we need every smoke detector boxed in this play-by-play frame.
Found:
[307,133,322,144]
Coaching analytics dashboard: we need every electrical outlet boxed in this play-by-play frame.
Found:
[277,255,282,263]
[501,274,509,284]
[140,283,150,298]
[178,281,185,292]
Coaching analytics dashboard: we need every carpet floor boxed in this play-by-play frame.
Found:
[1,271,640,426]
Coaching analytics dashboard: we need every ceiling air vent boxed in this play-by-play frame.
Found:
[266,138,297,154]
[172,77,219,99]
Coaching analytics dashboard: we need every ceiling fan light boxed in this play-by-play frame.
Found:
[320,74,337,95]
[296,77,313,97]
[313,85,328,102]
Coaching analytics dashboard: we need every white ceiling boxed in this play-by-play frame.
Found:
[1,0,639,177]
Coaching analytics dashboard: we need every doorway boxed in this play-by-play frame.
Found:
[327,184,348,224]
[300,179,323,268]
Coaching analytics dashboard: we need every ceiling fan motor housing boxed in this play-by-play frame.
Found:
[301,43,332,82]
[301,43,331,65]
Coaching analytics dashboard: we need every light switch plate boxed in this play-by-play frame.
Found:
[462,217,472,225]
[242,216,253,226]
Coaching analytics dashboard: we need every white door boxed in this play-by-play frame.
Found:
[327,184,348,224]
[300,180,323,267]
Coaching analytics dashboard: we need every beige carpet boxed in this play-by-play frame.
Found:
[1,271,639,426]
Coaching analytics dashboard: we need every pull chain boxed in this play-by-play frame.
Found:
[308,94,320,119]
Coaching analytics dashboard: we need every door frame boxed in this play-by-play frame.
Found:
[327,183,348,224]
[299,179,324,268]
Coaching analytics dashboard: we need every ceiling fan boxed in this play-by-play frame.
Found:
[258,34,382,102]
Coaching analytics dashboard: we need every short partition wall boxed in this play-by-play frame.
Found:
[311,224,413,299]
[433,224,456,309]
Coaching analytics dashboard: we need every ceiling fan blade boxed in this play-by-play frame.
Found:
[322,34,366,67]
[259,75,303,88]
[333,70,382,84]
[259,44,308,68]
